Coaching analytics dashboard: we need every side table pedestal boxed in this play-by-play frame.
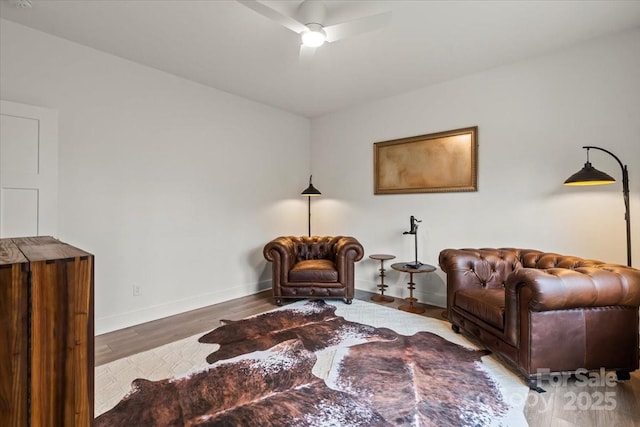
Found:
[390,262,436,314]
[369,254,395,303]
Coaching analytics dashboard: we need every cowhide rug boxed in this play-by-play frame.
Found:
[95,299,528,426]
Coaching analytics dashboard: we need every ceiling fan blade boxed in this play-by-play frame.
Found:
[324,11,391,43]
[237,0,308,34]
[298,44,317,65]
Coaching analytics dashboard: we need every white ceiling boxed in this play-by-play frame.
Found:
[2,0,640,118]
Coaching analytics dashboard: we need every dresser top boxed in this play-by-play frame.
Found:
[0,239,28,265]
[0,236,92,264]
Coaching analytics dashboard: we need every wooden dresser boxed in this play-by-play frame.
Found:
[0,236,94,426]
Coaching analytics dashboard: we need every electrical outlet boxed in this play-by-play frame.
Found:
[133,283,141,296]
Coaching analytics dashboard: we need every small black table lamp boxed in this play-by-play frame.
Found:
[403,215,423,268]
[301,175,321,237]
[564,146,631,267]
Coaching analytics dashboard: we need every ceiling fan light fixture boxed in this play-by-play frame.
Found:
[10,0,32,8]
[301,23,326,47]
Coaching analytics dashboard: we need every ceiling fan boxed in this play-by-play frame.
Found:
[237,0,391,60]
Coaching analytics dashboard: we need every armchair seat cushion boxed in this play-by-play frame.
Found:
[455,288,505,329]
[289,259,338,283]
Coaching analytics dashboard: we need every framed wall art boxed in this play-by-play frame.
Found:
[373,126,478,194]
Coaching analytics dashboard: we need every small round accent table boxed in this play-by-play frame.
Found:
[369,254,396,303]
[390,262,436,314]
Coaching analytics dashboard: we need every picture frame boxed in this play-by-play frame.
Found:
[373,126,478,194]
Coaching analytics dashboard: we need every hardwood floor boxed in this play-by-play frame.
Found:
[95,289,447,365]
[95,290,640,427]
[95,291,278,365]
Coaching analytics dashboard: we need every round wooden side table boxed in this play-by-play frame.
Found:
[369,254,395,303]
[390,262,436,314]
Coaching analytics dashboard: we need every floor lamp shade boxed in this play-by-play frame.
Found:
[301,175,321,237]
[564,146,632,267]
[564,162,615,186]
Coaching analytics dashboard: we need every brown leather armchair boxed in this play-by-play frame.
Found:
[439,248,640,389]
[263,236,364,306]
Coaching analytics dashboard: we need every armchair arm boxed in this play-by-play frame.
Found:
[333,236,364,261]
[263,237,297,288]
[333,236,364,283]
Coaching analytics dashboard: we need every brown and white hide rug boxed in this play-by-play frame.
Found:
[95,299,528,426]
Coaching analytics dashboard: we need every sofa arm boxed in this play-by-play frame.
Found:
[505,265,640,312]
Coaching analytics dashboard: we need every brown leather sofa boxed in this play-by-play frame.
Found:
[264,236,364,306]
[439,248,640,389]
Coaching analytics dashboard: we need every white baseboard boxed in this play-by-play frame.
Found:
[95,281,272,335]
[98,278,446,335]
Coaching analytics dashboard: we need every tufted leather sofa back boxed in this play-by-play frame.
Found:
[289,236,342,263]
[518,250,605,269]
[438,248,624,311]
[441,248,609,283]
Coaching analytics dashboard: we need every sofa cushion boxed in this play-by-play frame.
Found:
[289,259,338,283]
[454,288,505,330]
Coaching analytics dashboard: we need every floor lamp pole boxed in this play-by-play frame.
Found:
[307,195,311,237]
[622,164,631,267]
[301,175,321,238]
[584,146,631,267]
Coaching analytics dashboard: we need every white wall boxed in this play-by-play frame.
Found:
[311,28,640,306]
[0,19,311,334]
[2,19,638,329]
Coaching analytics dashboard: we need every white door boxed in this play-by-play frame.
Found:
[0,100,58,238]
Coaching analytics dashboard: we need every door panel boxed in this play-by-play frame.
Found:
[0,188,38,237]
[0,101,58,238]
[0,114,39,175]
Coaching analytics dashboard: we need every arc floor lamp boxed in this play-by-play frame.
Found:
[564,146,631,267]
[301,175,321,237]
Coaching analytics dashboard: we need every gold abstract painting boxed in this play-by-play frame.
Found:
[374,127,478,194]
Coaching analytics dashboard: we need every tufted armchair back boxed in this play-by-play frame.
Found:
[290,236,341,263]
